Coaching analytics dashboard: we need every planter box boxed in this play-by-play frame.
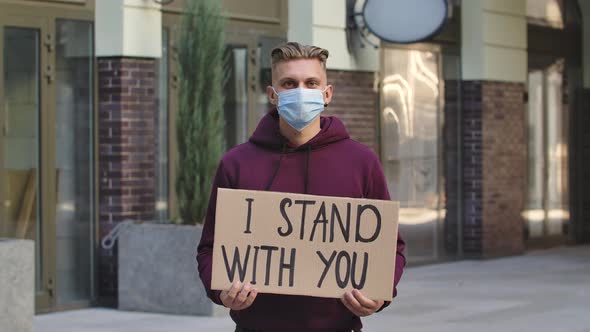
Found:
[0,239,34,332]
[118,223,228,316]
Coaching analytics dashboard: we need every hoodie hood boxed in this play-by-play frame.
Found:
[249,108,350,150]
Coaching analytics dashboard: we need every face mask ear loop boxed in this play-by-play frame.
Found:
[271,86,279,104]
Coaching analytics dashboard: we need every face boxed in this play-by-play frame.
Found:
[266,58,333,106]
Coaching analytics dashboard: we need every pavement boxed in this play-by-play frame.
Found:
[34,245,590,332]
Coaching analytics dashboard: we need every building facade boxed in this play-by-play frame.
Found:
[0,0,588,313]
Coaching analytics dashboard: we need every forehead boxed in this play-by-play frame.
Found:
[272,58,326,82]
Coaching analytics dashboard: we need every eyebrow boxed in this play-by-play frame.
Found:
[278,76,322,83]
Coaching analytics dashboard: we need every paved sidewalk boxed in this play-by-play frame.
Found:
[35,245,590,332]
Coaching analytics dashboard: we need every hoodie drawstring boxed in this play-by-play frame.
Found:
[265,143,311,195]
[304,145,311,195]
[265,143,287,191]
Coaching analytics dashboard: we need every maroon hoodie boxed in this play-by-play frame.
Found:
[197,109,405,331]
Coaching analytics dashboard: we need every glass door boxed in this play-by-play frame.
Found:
[0,16,55,311]
[380,46,445,263]
[53,19,94,307]
[525,58,570,246]
[224,32,256,150]
[223,41,249,149]
[225,32,286,144]
[1,15,95,312]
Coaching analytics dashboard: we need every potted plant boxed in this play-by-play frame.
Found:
[117,0,226,316]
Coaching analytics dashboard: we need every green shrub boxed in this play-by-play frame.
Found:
[176,0,226,224]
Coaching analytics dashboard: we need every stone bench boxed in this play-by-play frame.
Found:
[0,239,34,332]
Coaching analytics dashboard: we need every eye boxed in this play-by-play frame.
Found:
[282,80,296,88]
[307,80,319,88]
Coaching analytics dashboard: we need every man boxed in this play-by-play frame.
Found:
[197,42,405,331]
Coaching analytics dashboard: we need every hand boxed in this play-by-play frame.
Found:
[341,289,384,317]
[220,281,258,310]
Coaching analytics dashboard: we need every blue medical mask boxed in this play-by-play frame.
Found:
[271,87,327,131]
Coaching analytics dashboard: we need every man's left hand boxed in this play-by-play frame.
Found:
[341,289,384,317]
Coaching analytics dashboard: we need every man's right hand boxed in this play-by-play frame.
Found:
[220,281,258,310]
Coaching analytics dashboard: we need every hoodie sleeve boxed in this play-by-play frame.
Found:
[365,157,406,311]
[196,160,232,306]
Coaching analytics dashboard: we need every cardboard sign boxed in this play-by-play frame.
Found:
[211,189,399,301]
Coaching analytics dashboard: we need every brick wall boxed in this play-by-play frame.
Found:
[443,79,461,254]
[325,70,378,152]
[461,81,484,255]
[481,82,526,256]
[97,57,157,305]
[460,81,526,257]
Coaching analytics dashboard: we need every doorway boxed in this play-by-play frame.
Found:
[0,12,95,312]
[0,15,53,311]
[525,0,582,247]
[379,46,447,263]
[524,58,570,246]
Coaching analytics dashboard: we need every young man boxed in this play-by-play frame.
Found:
[197,42,405,331]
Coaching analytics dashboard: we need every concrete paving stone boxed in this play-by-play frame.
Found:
[34,245,590,332]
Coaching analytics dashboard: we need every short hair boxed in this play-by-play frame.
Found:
[271,42,329,70]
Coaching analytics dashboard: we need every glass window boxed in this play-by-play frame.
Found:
[545,60,569,236]
[526,70,545,238]
[155,28,169,222]
[524,59,569,240]
[527,0,564,29]
[54,19,94,304]
[380,48,444,263]
[223,45,248,148]
[2,26,42,291]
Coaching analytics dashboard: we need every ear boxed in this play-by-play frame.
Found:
[267,86,278,105]
[323,84,334,106]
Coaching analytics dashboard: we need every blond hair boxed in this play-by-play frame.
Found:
[271,42,329,70]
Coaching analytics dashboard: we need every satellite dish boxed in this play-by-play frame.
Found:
[362,0,448,44]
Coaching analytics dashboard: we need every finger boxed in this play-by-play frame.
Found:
[341,295,360,316]
[343,291,371,316]
[234,282,252,306]
[219,290,228,304]
[375,300,385,310]
[226,280,241,304]
[240,288,258,309]
[342,292,371,316]
[352,289,380,310]
[220,288,234,308]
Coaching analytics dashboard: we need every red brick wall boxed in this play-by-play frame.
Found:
[481,82,526,256]
[460,80,526,258]
[325,70,378,152]
[461,81,484,255]
[97,57,157,304]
